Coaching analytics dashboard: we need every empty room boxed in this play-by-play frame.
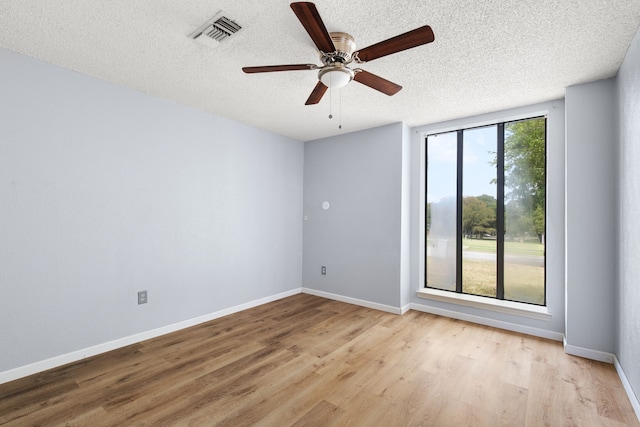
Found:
[1,1,640,425]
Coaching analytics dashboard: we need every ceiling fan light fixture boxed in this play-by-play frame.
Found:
[318,66,354,89]
[243,3,435,105]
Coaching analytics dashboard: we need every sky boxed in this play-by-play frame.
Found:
[426,125,498,204]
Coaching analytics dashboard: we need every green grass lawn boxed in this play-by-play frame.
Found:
[462,238,544,256]
[427,237,545,305]
[462,259,544,305]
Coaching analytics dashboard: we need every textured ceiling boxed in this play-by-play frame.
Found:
[1,1,639,141]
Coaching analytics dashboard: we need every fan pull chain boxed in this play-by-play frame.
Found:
[328,74,333,120]
[339,88,342,130]
[326,73,342,130]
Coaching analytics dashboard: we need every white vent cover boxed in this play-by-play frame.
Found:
[190,11,242,48]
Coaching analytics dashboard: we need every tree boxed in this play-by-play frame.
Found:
[463,196,496,238]
[533,204,545,237]
[477,194,497,212]
[504,119,546,211]
[505,200,534,239]
[502,118,546,242]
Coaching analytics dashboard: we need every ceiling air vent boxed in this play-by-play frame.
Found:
[190,12,242,48]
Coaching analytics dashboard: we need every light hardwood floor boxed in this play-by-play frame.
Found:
[1,293,638,426]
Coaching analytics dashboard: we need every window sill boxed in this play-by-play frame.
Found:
[416,288,551,321]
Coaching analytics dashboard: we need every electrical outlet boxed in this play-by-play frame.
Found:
[138,290,148,305]
[321,266,326,275]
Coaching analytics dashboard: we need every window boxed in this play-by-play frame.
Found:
[425,117,546,305]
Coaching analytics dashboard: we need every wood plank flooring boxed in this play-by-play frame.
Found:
[1,294,638,426]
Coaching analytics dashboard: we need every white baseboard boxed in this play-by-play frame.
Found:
[0,288,302,385]
[410,302,564,342]
[301,288,403,315]
[562,338,615,364]
[614,356,640,422]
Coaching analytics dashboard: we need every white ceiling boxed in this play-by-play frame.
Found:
[1,1,639,141]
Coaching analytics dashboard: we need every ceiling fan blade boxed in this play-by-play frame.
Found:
[242,64,316,73]
[353,70,402,96]
[355,25,435,63]
[290,2,336,53]
[305,81,328,105]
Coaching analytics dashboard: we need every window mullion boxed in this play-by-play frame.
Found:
[496,123,505,300]
[456,130,463,294]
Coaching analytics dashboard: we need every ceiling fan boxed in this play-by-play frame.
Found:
[242,2,435,105]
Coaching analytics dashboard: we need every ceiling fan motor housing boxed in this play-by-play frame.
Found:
[317,32,357,88]
[323,32,356,64]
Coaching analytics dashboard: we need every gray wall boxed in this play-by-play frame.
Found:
[565,79,616,354]
[409,101,566,336]
[400,124,412,309]
[617,26,640,403]
[0,49,303,373]
[302,123,406,308]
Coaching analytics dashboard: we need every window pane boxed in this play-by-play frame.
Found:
[462,126,497,297]
[426,132,457,291]
[504,118,545,305]
[425,117,546,306]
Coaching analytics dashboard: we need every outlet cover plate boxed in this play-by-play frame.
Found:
[138,290,148,305]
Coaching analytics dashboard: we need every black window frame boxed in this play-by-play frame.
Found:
[424,116,547,306]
